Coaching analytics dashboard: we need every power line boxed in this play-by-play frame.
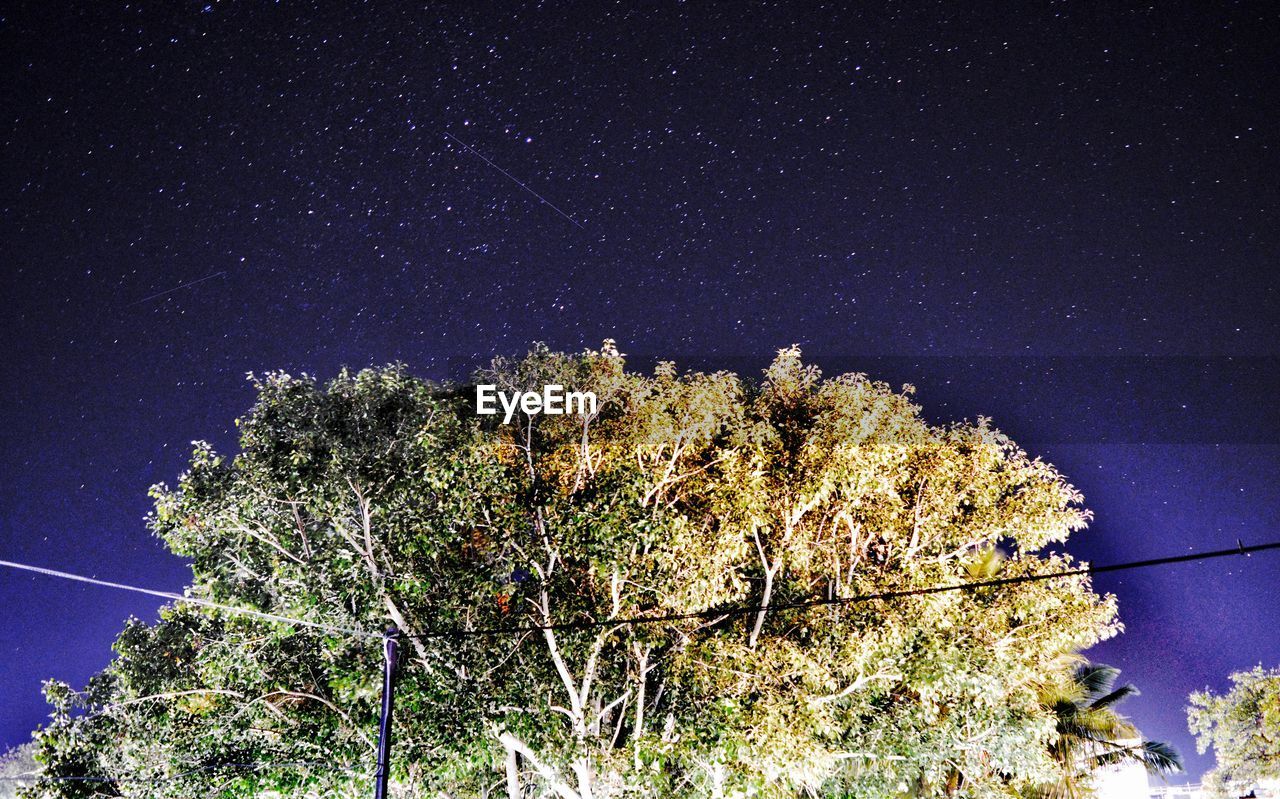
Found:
[5,541,1276,643]
[1,541,1275,789]
[400,538,1280,640]
[0,559,378,640]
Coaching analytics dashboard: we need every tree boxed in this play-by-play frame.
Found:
[1029,662,1181,798]
[1189,665,1280,798]
[24,344,1122,799]
[1,744,39,799]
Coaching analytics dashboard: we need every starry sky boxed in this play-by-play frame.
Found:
[1,1,1278,782]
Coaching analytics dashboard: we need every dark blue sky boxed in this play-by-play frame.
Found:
[2,1,1277,782]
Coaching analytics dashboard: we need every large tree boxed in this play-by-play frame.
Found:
[1188,665,1280,798]
[25,344,1121,799]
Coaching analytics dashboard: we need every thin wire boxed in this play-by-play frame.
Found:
[1,542,1275,786]
[402,539,1280,639]
[4,541,1277,644]
[444,131,587,229]
[0,761,369,783]
[0,559,378,640]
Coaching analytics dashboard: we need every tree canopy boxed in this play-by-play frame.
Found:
[1188,665,1280,798]
[24,344,1122,799]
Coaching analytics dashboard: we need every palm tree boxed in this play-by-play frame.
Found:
[1034,662,1183,798]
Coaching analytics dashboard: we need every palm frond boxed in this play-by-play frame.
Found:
[1074,664,1120,697]
[1089,684,1139,711]
[1089,740,1182,775]
[1133,740,1183,775]
[1065,708,1133,741]
[1038,657,1183,797]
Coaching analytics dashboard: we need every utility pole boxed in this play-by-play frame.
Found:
[374,626,400,799]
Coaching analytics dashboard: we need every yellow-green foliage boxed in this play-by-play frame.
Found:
[26,344,1119,799]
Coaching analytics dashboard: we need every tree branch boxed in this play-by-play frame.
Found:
[497,731,581,799]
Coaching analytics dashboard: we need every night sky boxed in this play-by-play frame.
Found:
[2,2,1278,783]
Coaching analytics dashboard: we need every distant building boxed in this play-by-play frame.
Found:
[1088,735,1280,799]
[1145,783,1207,799]
[1093,755,1155,798]
[1090,759,1206,798]
[1095,773,1274,799]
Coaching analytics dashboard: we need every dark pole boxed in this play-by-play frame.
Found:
[374,626,400,799]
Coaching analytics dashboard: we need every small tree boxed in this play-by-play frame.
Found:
[1189,665,1280,798]
[1,744,39,799]
[1030,662,1181,798]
